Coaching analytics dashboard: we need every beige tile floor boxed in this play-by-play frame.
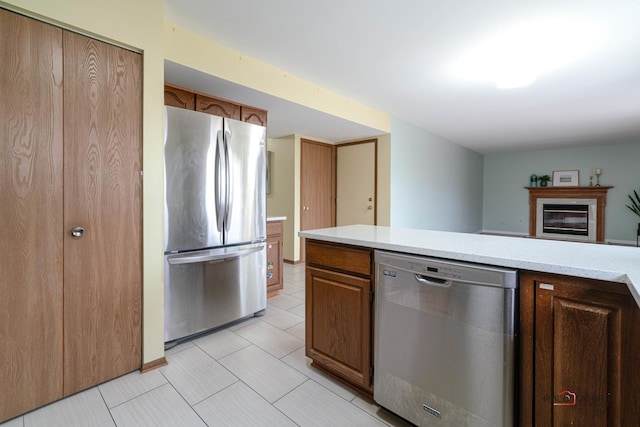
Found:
[2,263,413,427]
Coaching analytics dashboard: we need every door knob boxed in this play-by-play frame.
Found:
[71,227,85,237]
[368,197,373,202]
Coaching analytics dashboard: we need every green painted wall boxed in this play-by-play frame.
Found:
[483,141,640,243]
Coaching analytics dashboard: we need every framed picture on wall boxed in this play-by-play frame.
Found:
[552,170,579,186]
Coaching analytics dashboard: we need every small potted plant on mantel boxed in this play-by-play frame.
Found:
[626,189,640,242]
[538,175,551,187]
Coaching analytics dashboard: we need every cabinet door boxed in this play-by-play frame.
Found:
[529,274,640,426]
[62,31,142,395]
[266,221,283,297]
[266,238,282,296]
[196,94,240,119]
[240,105,267,126]
[164,85,195,110]
[305,266,372,393]
[0,10,64,422]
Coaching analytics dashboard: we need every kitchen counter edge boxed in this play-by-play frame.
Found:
[299,225,640,307]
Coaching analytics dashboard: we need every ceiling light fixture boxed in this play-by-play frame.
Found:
[452,16,600,89]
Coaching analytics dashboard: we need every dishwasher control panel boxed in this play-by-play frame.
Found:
[376,251,517,288]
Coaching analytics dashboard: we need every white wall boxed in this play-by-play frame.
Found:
[483,141,640,243]
[390,118,484,231]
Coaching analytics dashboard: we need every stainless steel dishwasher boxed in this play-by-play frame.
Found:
[374,250,518,427]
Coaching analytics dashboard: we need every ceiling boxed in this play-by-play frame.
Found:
[164,0,640,154]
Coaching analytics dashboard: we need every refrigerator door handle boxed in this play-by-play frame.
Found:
[223,127,233,233]
[167,244,264,265]
[215,129,226,234]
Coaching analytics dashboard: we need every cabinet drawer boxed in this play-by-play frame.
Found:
[267,220,283,237]
[306,240,372,277]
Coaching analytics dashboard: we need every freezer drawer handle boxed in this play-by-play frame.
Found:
[168,246,263,265]
[414,274,452,287]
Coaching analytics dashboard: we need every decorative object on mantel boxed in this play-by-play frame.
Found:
[538,175,550,187]
[552,170,579,186]
[626,189,640,247]
[525,186,613,243]
[594,167,602,186]
[530,174,538,187]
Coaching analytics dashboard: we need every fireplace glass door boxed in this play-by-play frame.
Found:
[542,204,589,237]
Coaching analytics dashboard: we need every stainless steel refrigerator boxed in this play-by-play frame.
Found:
[163,105,267,344]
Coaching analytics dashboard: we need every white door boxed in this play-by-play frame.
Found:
[337,141,376,226]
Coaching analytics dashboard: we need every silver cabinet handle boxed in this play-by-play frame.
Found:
[71,227,85,237]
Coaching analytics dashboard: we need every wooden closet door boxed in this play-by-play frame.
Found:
[62,31,142,395]
[0,9,64,422]
[300,139,336,261]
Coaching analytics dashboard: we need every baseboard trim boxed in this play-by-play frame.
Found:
[141,357,167,373]
[476,230,528,237]
[604,238,638,247]
[284,259,304,265]
[477,230,637,247]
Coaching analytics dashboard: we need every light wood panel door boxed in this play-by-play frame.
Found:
[337,140,376,226]
[0,10,64,421]
[300,139,335,261]
[62,32,142,395]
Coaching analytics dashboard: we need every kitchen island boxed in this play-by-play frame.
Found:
[300,224,640,305]
[300,225,640,426]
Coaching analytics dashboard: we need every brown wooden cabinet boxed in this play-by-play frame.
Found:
[520,271,640,426]
[305,240,374,395]
[241,105,268,126]
[195,93,240,119]
[164,83,267,125]
[266,220,284,298]
[164,85,195,110]
[0,9,142,422]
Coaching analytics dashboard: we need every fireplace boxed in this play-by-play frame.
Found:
[527,186,611,243]
[536,198,597,242]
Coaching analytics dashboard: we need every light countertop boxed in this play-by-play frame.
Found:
[267,216,287,222]
[299,225,640,306]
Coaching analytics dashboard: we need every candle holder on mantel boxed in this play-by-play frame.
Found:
[595,168,602,186]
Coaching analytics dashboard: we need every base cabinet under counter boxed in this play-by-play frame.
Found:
[519,271,640,426]
[305,239,374,395]
[266,220,284,298]
[302,237,640,424]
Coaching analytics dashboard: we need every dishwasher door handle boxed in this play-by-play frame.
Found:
[414,274,452,287]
